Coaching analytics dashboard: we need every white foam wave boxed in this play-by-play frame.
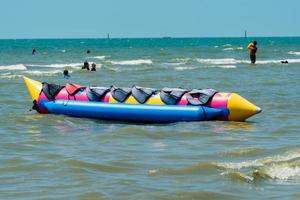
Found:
[174,66,197,71]
[223,48,234,51]
[196,58,246,65]
[0,64,27,71]
[163,62,186,66]
[288,51,300,56]
[105,65,149,72]
[217,149,300,170]
[196,58,300,65]
[264,164,300,180]
[24,70,64,76]
[208,65,237,69]
[256,59,300,64]
[0,72,23,79]
[61,50,66,53]
[29,63,82,68]
[223,44,232,47]
[109,59,152,65]
[285,59,300,63]
[87,56,106,60]
[173,58,191,62]
[223,47,243,51]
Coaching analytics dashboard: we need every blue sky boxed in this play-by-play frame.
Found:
[0,0,298,39]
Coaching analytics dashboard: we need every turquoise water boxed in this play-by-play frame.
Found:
[0,37,300,199]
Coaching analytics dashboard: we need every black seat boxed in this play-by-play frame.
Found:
[186,89,218,105]
[132,85,156,104]
[160,88,188,105]
[111,86,132,102]
[86,87,111,101]
[42,82,64,100]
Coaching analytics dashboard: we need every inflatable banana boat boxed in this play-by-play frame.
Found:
[24,77,261,123]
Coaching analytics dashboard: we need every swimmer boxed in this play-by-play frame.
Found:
[63,69,70,79]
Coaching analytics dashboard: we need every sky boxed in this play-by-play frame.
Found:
[0,0,298,39]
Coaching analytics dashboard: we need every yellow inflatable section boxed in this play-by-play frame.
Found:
[23,76,43,101]
[109,93,165,105]
[227,93,261,121]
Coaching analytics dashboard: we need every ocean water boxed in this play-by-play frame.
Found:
[0,37,300,199]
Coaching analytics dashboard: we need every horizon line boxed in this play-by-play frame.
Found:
[0,35,300,40]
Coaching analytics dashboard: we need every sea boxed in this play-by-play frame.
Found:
[0,37,299,200]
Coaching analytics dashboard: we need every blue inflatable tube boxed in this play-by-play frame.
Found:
[45,100,225,123]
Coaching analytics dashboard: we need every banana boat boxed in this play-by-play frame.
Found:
[24,77,261,123]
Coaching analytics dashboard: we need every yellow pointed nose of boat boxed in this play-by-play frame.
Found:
[23,76,43,101]
[227,93,262,121]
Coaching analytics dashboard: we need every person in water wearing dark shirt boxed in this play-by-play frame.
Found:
[82,61,90,70]
[32,49,36,55]
[91,63,96,71]
[63,69,70,79]
[247,41,258,64]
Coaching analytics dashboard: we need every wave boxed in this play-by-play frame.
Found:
[222,163,300,183]
[223,47,244,51]
[104,65,149,72]
[207,65,237,69]
[109,59,153,65]
[162,62,186,67]
[173,58,191,62]
[217,149,300,170]
[65,159,131,173]
[196,58,300,65]
[258,161,300,180]
[24,70,64,76]
[223,44,232,47]
[218,148,300,181]
[148,162,221,176]
[174,66,197,71]
[219,147,267,157]
[288,51,300,56]
[0,73,23,79]
[223,48,234,51]
[196,58,246,65]
[256,59,300,64]
[87,56,106,60]
[0,64,27,71]
[28,63,83,68]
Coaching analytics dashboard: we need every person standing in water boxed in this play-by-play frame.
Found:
[91,63,96,71]
[82,60,90,70]
[32,49,36,55]
[247,41,258,64]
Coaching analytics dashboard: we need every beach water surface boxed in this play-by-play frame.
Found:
[0,37,300,199]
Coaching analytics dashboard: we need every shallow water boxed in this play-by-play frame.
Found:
[0,37,300,199]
